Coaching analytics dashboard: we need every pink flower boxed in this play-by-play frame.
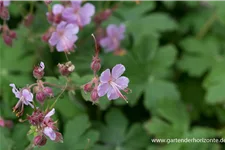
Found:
[97,64,129,101]
[62,0,95,27]
[49,21,79,52]
[33,61,45,79]
[3,0,10,7]
[43,108,57,141]
[100,24,125,52]
[46,4,64,24]
[10,83,34,116]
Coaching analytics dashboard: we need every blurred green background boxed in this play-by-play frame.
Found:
[0,1,225,150]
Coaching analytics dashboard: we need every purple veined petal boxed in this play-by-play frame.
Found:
[97,83,110,97]
[107,86,119,100]
[3,0,10,7]
[99,37,110,48]
[56,21,67,30]
[115,76,129,90]
[80,3,95,17]
[79,13,91,26]
[45,108,55,119]
[100,69,111,83]
[40,62,45,70]
[44,127,56,141]
[56,36,73,52]
[106,24,118,37]
[112,64,125,79]
[62,8,77,22]
[49,32,60,46]
[71,0,82,9]
[65,24,79,35]
[118,24,126,40]
[22,89,33,102]
[52,4,64,15]
[119,24,126,34]
[9,83,21,98]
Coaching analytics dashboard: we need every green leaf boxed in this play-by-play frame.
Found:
[203,60,225,104]
[95,109,149,149]
[178,36,220,77]
[116,2,156,21]
[64,114,99,149]
[144,78,180,110]
[127,13,178,43]
[12,124,29,150]
[0,128,14,150]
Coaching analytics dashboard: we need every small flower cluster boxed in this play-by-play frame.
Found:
[43,0,95,52]
[83,35,130,103]
[0,0,10,20]
[28,108,63,146]
[92,5,126,55]
[9,61,75,146]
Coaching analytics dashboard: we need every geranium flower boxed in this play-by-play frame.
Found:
[100,24,125,52]
[62,0,95,27]
[97,64,129,102]
[49,21,79,52]
[10,84,34,116]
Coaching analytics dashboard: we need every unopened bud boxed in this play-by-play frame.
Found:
[91,88,99,102]
[33,62,45,79]
[24,14,34,27]
[42,32,51,42]
[27,109,44,126]
[83,82,93,92]
[55,132,63,143]
[54,15,62,24]
[8,30,16,39]
[36,91,46,105]
[3,34,12,46]
[94,9,112,25]
[44,0,52,5]
[91,57,101,73]
[0,7,9,20]
[34,135,47,146]
[44,87,54,97]
[58,61,75,76]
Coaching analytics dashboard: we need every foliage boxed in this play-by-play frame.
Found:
[0,1,225,150]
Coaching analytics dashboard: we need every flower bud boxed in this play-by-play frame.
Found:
[58,61,75,76]
[0,118,5,127]
[42,32,51,42]
[0,7,9,20]
[8,30,16,39]
[44,87,54,97]
[23,14,34,27]
[54,15,62,24]
[83,82,93,93]
[34,135,47,146]
[44,0,52,5]
[94,9,112,25]
[91,88,99,102]
[91,57,101,73]
[36,91,46,105]
[3,34,12,46]
[55,132,63,143]
[27,109,44,126]
[33,62,45,79]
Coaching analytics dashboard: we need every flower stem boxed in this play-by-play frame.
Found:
[196,12,217,39]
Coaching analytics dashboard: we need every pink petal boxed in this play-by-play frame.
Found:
[107,86,119,100]
[106,24,117,37]
[49,32,60,46]
[80,3,95,17]
[71,0,82,8]
[100,69,111,83]
[22,89,33,102]
[97,83,110,97]
[40,62,45,70]
[56,21,67,30]
[65,24,79,35]
[44,127,56,141]
[45,108,55,119]
[52,4,64,15]
[115,76,129,89]
[112,64,125,79]
[62,8,77,22]
[9,83,21,98]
